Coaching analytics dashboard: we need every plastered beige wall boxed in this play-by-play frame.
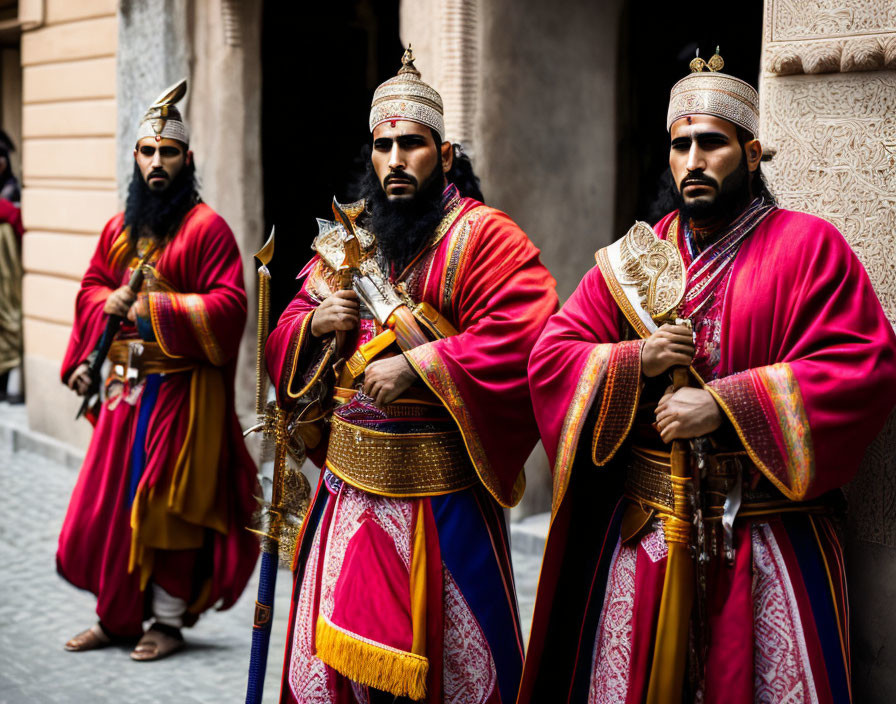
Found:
[20,0,119,448]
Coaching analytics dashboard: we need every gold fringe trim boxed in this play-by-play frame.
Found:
[315,616,428,701]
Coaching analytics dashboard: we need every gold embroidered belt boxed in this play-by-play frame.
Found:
[625,445,828,526]
[108,340,196,383]
[325,414,476,498]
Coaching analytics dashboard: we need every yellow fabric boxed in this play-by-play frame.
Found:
[646,422,693,703]
[646,541,694,704]
[410,502,428,658]
[316,616,429,701]
[0,223,22,375]
[344,328,397,381]
[128,365,228,591]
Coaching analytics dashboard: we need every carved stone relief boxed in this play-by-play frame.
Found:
[769,0,896,40]
[762,72,896,321]
[764,0,896,74]
[761,70,896,548]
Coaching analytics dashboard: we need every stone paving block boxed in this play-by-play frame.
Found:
[0,433,542,703]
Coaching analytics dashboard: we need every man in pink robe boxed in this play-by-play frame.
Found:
[59,79,258,660]
[267,49,557,703]
[521,55,896,703]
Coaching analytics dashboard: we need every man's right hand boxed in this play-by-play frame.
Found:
[103,285,137,317]
[311,290,360,337]
[641,323,695,377]
[67,362,91,396]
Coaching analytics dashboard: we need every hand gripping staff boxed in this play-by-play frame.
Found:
[244,228,311,704]
[74,245,157,420]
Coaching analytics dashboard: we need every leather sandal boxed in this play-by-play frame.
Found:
[129,624,184,662]
[64,623,112,652]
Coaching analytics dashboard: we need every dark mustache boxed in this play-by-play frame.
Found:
[148,169,168,179]
[680,173,717,190]
[384,171,417,187]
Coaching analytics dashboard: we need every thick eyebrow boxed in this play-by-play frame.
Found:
[671,131,731,148]
[395,133,428,145]
[373,134,429,149]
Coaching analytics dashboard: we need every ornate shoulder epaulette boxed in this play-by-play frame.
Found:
[595,219,686,338]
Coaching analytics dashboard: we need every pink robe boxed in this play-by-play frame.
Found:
[520,208,896,703]
[58,203,259,637]
[268,186,558,703]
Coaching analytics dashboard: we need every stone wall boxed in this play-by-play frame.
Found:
[760,1,896,699]
[20,0,119,449]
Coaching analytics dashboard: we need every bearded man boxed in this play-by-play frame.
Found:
[59,79,258,661]
[267,48,557,704]
[520,54,896,703]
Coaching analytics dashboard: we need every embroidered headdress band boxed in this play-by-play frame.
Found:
[666,50,759,137]
[369,46,445,141]
[135,78,189,145]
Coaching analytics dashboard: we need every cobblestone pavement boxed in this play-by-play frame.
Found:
[0,423,541,703]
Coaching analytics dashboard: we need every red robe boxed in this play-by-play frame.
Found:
[521,208,896,703]
[268,185,558,703]
[58,203,259,637]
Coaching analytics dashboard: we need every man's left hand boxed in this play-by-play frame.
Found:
[655,386,723,443]
[362,355,418,406]
[126,294,149,323]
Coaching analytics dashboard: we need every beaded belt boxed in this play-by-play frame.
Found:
[325,414,476,498]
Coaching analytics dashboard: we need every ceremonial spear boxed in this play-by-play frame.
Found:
[244,228,310,704]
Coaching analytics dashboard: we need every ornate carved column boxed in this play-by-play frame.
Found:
[760,2,896,699]
[399,0,478,147]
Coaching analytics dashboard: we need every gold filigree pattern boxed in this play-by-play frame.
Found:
[325,416,476,497]
[616,221,686,321]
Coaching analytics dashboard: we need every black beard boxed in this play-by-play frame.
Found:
[673,155,751,224]
[361,159,446,274]
[124,161,200,245]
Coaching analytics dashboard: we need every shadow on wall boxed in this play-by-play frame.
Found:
[261,0,403,325]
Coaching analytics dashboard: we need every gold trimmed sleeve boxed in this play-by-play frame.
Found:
[282,311,336,401]
[706,363,814,501]
[404,342,519,507]
[550,340,643,515]
[148,291,227,366]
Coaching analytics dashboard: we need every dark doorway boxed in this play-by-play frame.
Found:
[614,1,764,231]
[261,0,402,322]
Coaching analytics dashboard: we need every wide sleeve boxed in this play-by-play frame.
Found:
[404,210,558,507]
[707,217,896,500]
[60,214,126,382]
[528,264,643,514]
[265,256,336,406]
[146,214,247,366]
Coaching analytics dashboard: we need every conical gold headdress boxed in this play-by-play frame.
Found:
[136,78,189,145]
[667,50,758,137]
[369,46,444,140]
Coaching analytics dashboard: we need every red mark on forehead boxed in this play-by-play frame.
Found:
[390,120,397,127]
[155,134,161,142]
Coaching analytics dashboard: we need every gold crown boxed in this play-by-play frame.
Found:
[136,78,189,144]
[369,46,444,140]
[667,49,758,136]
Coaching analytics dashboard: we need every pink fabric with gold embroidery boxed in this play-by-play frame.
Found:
[57,204,258,636]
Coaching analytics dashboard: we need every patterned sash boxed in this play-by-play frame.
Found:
[678,198,775,320]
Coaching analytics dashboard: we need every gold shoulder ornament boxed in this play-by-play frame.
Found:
[596,220,686,336]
